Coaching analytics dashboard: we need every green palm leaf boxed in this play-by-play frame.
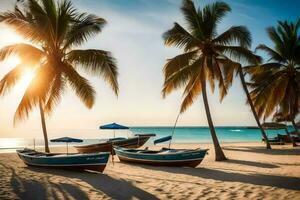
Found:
[67,49,118,95]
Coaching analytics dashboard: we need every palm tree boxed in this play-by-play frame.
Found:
[162,0,259,161]
[238,66,271,149]
[246,20,300,145]
[0,0,118,152]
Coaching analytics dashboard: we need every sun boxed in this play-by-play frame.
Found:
[0,24,25,47]
[14,68,35,94]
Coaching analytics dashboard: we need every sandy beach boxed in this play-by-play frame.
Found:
[0,142,299,200]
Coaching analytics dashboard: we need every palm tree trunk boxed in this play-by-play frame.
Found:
[238,68,271,149]
[202,80,227,161]
[39,101,50,153]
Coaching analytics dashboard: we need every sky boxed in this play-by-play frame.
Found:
[0,0,299,138]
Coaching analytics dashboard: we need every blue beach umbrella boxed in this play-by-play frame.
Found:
[99,123,129,138]
[99,123,129,130]
[50,137,83,154]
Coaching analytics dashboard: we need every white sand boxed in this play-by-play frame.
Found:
[0,142,299,200]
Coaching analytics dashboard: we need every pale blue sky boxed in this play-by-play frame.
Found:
[0,0,298,138]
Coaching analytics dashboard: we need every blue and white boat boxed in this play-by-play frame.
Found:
[17,148,110,172]
[114,147,208,167]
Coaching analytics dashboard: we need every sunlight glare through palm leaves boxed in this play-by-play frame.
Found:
[15,68,35,94]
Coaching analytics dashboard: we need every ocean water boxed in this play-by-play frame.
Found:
[0,126,291,151]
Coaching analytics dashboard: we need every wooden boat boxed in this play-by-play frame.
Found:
[17,149,110,172]
[75,134,155,154]
[114,147,208,167]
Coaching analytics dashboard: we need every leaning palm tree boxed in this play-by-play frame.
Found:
[238,66,271,149]
[0,0,118,152]
[246,20,300,144]
[162,0,259,161]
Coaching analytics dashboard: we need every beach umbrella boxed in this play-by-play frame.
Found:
[50,137,83,154]
[99,123,129,138]
[100,123,129,130]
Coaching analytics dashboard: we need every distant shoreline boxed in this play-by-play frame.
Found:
[131,126,260,129]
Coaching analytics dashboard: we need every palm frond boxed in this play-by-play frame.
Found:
[64,13,106,49]
[204,56,215,92]
[162,57,202,98]
[56,0,76,43]
[0,8,44,43]
[0,43,44,64]
[244,62,282,76]
[14,63,56,123]
[67,49,118,95]
[163,50,198,78]
[266,26,286,57]
[180,73,202,113]
[217,58,240,100]
[202,1,231,38]
[162,65,194,98]
[44,74,66,114]
[61,63,95,108]
[213,26,251,48]
[180,0,204,39]
[216,45,261,65]
[255,44,284,62]
[0,64,24,95]
[163,22,201,51]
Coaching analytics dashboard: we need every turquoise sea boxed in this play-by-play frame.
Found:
[0,126,291,152]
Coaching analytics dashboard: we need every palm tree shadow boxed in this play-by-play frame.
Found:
[224,159,279,168]
[0,163,89,200]
[27,166,159,200]
[49,182,89,200]
[134,165,300,191]
[10,167,47,200]
[223,146,300,155]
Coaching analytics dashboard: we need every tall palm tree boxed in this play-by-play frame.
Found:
[0,0,118,152]
[162,0,259,161]
[238,66,271,149]
[246,20,300,145]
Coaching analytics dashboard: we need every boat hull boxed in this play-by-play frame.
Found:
[75,136,151,154]
[114,147,208,168]
[17,149,110,173]
[117,155,203,167]
[25,163,107,172]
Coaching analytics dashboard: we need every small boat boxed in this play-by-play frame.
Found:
[114,147,208,167]
[17,149,110,172]
[75,134,155,154]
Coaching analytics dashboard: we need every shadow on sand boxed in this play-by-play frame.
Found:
[224,159,279,168]
[25,166,159,200]
[6,165,89,200]
[1,162,158,200]
[223,146,300,155]
[130,164,300,191]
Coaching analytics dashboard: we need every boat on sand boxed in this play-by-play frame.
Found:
[75,134,155,154]
[17,148,110,172]
[114,147,208,167]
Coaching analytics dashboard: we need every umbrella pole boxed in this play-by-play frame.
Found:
[114,130,115,138]
[67,142,68,155]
